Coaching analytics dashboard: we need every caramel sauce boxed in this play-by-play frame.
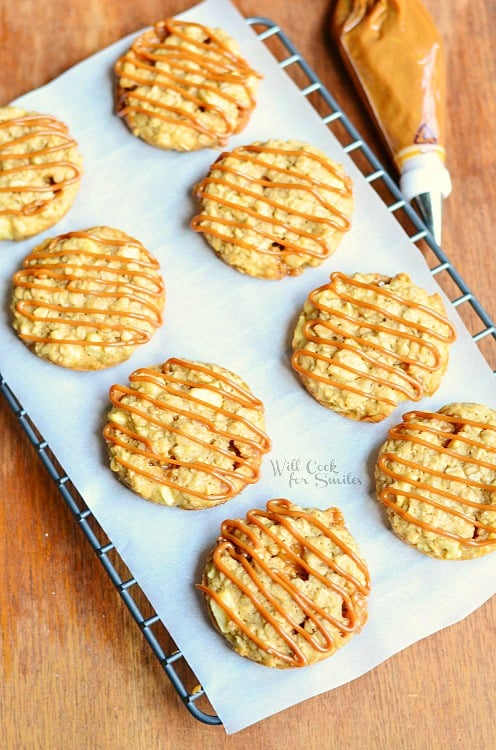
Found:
[115,20,261,146]
[103,358,271,504]
[0,113,82,217]
[13,229,164,347]
[198,499,370,667]
[378,410,496,548]
[191,144,352,264]
[292,272,456,405]
[332,1,447,170]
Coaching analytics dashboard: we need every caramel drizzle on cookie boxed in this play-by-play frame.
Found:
[198,498,370,667]
[103,358,271,504]
[0,114,82,217]
[115,20,261,145]
[191,144,352,262]
[13,230,164,347]
[292,272,456,406]
[377,410,496,548]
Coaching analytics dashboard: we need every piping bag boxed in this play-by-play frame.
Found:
[332,0,451,243]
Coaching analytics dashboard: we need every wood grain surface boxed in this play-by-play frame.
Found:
[1,1,495,748]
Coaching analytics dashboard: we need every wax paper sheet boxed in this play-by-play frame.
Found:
[2,0,495,734]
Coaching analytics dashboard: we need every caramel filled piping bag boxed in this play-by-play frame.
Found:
[332,0,451,243]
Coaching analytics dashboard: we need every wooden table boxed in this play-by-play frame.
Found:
[1,1,495,747]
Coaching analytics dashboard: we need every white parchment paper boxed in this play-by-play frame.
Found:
[2,0,495,734]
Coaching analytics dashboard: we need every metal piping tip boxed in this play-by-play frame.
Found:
[413,191,443,246]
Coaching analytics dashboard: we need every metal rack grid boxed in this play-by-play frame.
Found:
[1,17,495,728]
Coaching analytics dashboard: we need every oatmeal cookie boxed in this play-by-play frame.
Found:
[103,357,271,509]
[114,19,261,151]
[198,498,370,667]
[10,226,165,370]
[291,271,456,421]
[375,403,496,560]
[0,107,83,241]
[191,139,353,279]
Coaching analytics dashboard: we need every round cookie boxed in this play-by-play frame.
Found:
[103,358,271,509]
[198,498,370,668]
[375,403,496,560]
[114,19,261,152]
[10,226,165,370]
[191,139,353,279]
[291,271,456,421]
[0,107,83,241]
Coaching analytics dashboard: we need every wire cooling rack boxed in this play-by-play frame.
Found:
[1,17,495,727]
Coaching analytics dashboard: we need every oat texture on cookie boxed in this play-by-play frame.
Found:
[198,498,370,667]
[291,271,457,421]
[103,358,271,510]
[375,403,496,560]
[10,226,165,370]
[191,139,353,279]
[0,107,83,241]
[114,19,261,151]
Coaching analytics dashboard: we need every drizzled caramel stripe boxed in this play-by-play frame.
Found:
[292,272,456,405]
[115,20,261,143]
[103,359,271,503]
[191,144,352,261]
[198,499,370,667]
[378,410,496,548]
[13,230,164,347]
[0,114,82,217]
